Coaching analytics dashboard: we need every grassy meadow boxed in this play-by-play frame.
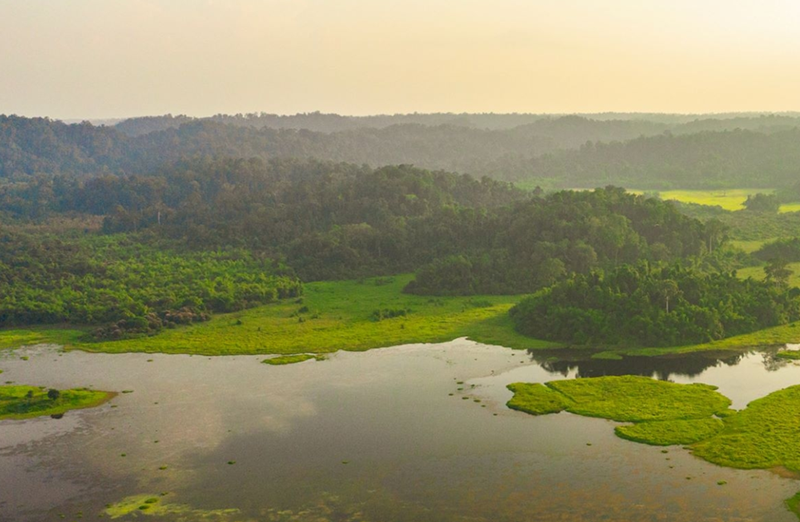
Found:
[737,262,800,288]
[5,271,800,358]
[632,188,800,213]
[0,275,559,356]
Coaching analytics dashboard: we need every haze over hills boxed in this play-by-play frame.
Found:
[3,112,800,189]
[110,112,800,136]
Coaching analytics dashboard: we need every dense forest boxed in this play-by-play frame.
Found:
[510,264,800,347]
[4,114,800,190]
[2,111,800,348]
[0,155,735,345]
[404,187,716,295]
[0,228,301,338]
[0,158,718,285]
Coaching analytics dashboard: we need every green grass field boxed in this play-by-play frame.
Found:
[737,262,800,288]
[629,188,800,213]
[658,189,769,211]
[625,188,800,213]
[729,239,771,254]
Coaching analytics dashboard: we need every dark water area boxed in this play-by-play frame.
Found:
[1,340,800,521]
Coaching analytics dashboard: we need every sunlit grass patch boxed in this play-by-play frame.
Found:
[52,275,559,356]
[736,262,800,288]
[729,239,771,254]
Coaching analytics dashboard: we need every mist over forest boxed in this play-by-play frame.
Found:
[4,112,800,189]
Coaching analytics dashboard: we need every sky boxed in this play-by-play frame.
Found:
[1,0,800,119]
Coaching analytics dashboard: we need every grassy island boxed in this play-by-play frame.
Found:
[506,376,731,445]
[692,385,800,471]
[0,385,115,420]
[508,377,800,519]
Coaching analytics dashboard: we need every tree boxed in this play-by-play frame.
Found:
[765,258,792,286]
[658,280,681,313]
[743,193,780,213]
[47,389,61,401]
[703,219,728,254]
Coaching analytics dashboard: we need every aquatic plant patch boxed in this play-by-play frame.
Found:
[104,494,240,520]
[507,377,800,520]
[692,385,800,471]
[262,354,325,365]
[615,418,724,446]
[546,376,731,422]
[505,383,571,415]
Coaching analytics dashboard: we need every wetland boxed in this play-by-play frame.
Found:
[3,341,800,521]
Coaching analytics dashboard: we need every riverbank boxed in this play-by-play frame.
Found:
[2,275,800,358]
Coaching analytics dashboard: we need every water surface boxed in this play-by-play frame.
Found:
[1,341,799,521]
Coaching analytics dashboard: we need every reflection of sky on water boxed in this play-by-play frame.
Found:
[1,340,799,521]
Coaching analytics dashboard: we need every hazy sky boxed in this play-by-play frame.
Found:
[2,0,800,119]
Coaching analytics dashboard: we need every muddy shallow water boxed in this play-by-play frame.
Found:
[1,340,799,521]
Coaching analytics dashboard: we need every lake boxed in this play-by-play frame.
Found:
[1,340,799,521]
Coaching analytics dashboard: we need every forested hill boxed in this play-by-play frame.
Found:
[113,112,800,136]
[494,128,800,189]
[3,114,800,188]
[0,151,737,343]
[0,156,717,283]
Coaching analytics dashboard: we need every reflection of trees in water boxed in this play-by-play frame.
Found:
[762,348,791,372]
[530,350,746,381]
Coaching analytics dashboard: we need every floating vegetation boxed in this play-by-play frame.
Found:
[262,354,325,365]
[616,418,725,446]
[507,376,731,443]
[506,382,570,415]
[508,376,800,520]
[103,494,240,520]
[692,385,800,471]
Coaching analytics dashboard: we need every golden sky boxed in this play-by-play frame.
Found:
[2,0,800,119]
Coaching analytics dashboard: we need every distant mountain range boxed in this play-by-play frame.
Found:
[2,112,799,188]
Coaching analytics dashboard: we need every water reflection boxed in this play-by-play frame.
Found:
[2,341,800,521]
[529,349,761,380]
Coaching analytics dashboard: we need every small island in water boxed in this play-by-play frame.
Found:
[0,385,115,421]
